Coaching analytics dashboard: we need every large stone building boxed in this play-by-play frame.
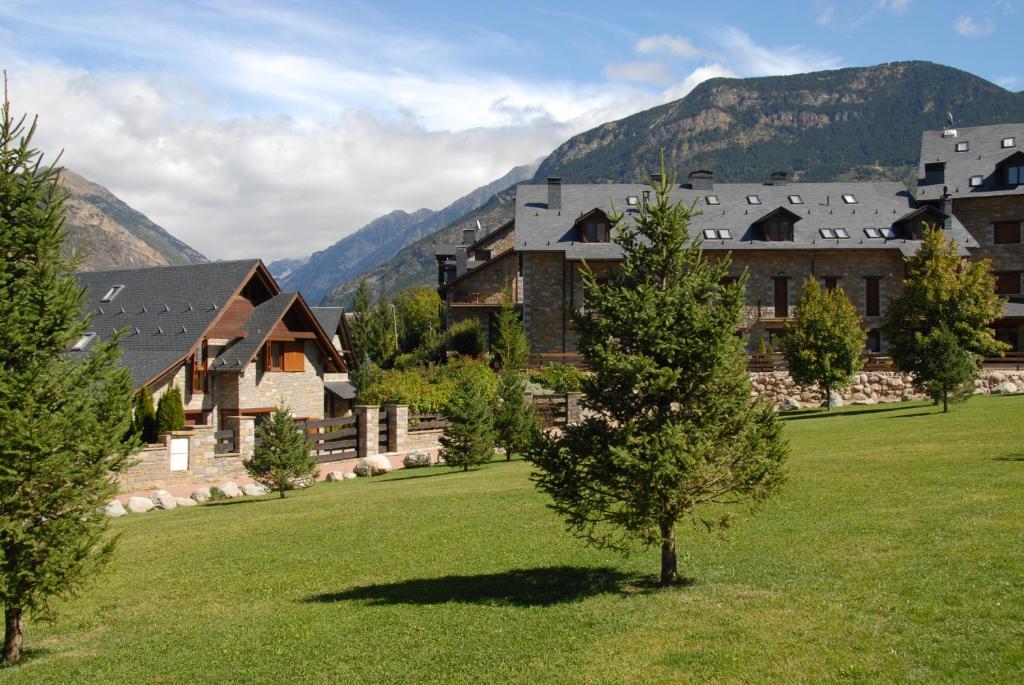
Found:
[438,122,1024,362]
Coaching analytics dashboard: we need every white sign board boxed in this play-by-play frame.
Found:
[169,437,190,472]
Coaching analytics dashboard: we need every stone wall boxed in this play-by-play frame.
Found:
[234,341,325,420]
[117,425,249,493]
[523,252,568,353]
[447,251,521,306]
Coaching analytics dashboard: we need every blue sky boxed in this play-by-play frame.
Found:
[0,0,1019,261]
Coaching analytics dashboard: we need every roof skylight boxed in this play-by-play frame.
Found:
[100,284,125,302]
[746,195,761,205]
[881,227,897,239]
[864,228,882,239]
[703,229,717,239]
[788,195,803,204]
[969,175,983,187]
[626,195,639,206]
[1002,137,1016,148]
[70,332,96,351]
[841,194,857,204]
[955,141,969,152]
[834,228,850,239]
[705,194,720,205]
[820,228,836,239]
[717,229,732,239]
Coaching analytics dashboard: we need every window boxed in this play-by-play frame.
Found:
[824,277,839,291]
[865,277,881,317]
[70,332,96,351]
[865,329,881,353]
[266,341,285,371]
[969,175,983,187]
[834,228,850,239]
[995,326,1020,351]
[1002,137,1016,148]
[994,221,1021,244]
[820,228,836,239]
[626,195,639,206]
[580,219,610,243]
[191,340,208,394]
[924,162,945,184]
[746,195,761,205]
[717,229,732,239]
[864,228,882,239]
[1007,165,1024,185]
[264,341,305,372]
[995,271,1022,295]
[955,141,969,152]
[842,194,857,204]
[881,227,897,239]
[705,194,719,205]
[703,229,732,240]
[763,219,792,241]
[773,277,789,318]
[788,195,803,204]
[703,229,717,239]
[100,284,125,302]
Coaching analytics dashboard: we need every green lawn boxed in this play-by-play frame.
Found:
[3,397,1023,684]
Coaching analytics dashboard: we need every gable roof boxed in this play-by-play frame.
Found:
[514,181,975,260]
[917,122,1024,200]
[311,307,344,338]
[74,260,266,388]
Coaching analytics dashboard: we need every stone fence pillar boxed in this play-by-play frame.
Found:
[387,404,408,453]
[356,405,379,458]
[566,392,584,425]
[223,415,256,457]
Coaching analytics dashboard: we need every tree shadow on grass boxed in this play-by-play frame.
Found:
[304,565,635,607]
[994,454,1024,462]
[781,404,911,422]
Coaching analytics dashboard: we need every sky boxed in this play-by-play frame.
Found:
[0,0,1020,262]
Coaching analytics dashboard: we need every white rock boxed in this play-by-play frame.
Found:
[105,500,127,518]
[353,454,393,477]
[126,496,155,513]
[403,451,432,468]
[343,472,357,480]
[825,392,844,408]
[219,481,242,498]
[191,487,211,503]
[289,474,315,489]
[174,496,198,507]
[852,398,877,406]
[994,381,1019,395]
[242,483,269,496]
[150,490,177,510]
[781,397,801,411]
[325,471,345,482]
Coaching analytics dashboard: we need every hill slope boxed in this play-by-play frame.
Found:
[324,61,1024,304]
[278,162,537,304]
[61,169,207,270]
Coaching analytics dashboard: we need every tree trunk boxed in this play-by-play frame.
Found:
[659,519,677,586]
[463,464,468,472]
[825,384,832,411]
[279,486,286,499]
[3,605,24,663]
[943,394,948,413]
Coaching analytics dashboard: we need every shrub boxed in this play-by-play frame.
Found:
[133,386,158,444]
[447,319,487,357]
[358,366,451,415]
[155,385,186,435]
[530,364,586,393]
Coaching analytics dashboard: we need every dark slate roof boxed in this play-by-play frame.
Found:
[917,123,1024,201]
[1004,297,1024,319]
[311,307,344,336]
[74,260,260,388]
[325,380,357,400]
[211,293,296,371]
[514,182,974,260]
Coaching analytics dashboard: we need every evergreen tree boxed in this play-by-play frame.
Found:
[350,280,396,367]
[440,365,496,471]
[779,277,866,410]
[393,285,442,353]
[446,319,487,357]
[917,325,978,412]
[526,166,787,586]
[155,385,186,435]
[245,405,318,498]
[491,286,529,370]
[0,87,138,663]
[883,227,1006,411]
[494,370,538,461]
[350,354,383,401]
[133,386,158,444]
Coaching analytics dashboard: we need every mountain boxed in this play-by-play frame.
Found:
[267,257,308,281]
[323,61,1024,305]
[61,169,207,271]
[275,161,538,304]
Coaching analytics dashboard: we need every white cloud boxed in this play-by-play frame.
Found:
[635,35,703,60]
[715,27,842,76]
[878,0,911,14]
[603,61,676,86]
[661,63,735,101]
[955,15,995,37]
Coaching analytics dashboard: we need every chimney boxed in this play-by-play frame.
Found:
[649,173,663,184]
[688,170,714,191]
[941,186,952,231]
[547,177,562,210]
[462,227,476,245]
[768,170,788,186]
[455,246,468,277]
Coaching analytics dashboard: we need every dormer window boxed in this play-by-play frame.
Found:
[705,195,720,205]
[955,141,969,152]
[70,332,96,351]
[924,162,945,185]
[1007,165,1024,186]
[576,210,612,243]
[754,207,799,242]
[1002,137,1016,148]
[746,195,761,205]
[841,194,857,204]
[101,284,125,302]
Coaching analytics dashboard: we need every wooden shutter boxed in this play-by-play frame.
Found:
[283,342,305,372]
[773,277,788,318]
[865,277,880,317]
[994,221,1021,244]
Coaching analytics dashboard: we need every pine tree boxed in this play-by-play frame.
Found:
[779,277,866,410]
[494,370,538,461]
[526,165,787,586]
[883,227,1007,411]
[133,386,158,444]
[245,405,318,498]
[350,354,383,401]
[440,365,496,471]
[155,385,186,435]
[491,286,529,370]
[0,84,138,663]
[351,280,396,367]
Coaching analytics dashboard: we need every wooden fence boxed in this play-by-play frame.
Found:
[532,394,569,428]
[303,416,359,462]
[409,413,448,432]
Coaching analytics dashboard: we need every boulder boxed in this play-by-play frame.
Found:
[852,398,877,406]
[219,481,242,498]
[325,471,346,482]
[105,500,127,518]
[126,496,155,513]
[343,472,357,480]
[174,496,198,507]
[191,487,212,503]
[403,451,432,468]
[150,490,177,510]
[289,475,315,489]
[242,483,269,496]
[994,381,1019,395]
[850,392,868,402]
[825,392,844,408]
[781,397,802,411]
[353,454,393,477]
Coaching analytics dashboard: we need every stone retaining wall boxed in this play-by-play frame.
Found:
[117,425,249,493]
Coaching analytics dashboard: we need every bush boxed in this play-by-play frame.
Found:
[447,319,487,357]
[133,386,158,444]
[155,385,186,435]
[358,366,451,415]
[530,364,586,393]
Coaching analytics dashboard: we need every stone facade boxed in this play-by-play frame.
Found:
[234,341,326,420]
[116,425,249,493]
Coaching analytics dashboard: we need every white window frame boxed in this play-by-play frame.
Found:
[969,175,983,187]
[841,194,857,204]
[746,195,761,205]
[705,194,720,205]
[955,141,969,152]
[71,332,96,351]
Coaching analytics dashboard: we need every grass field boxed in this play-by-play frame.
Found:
[2,396,1023,684]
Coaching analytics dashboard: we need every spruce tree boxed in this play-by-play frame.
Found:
[883,227,1006,411]
[526,167,787,586]
[440,365,496,471]
[779,277,866,410]
[245,405,318,498]
[133,386,158,444]
[494,370,538,461]
[491,286,529,370]
[155,385,186,435]
[351,280,396,367]
[0,86,138,662]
